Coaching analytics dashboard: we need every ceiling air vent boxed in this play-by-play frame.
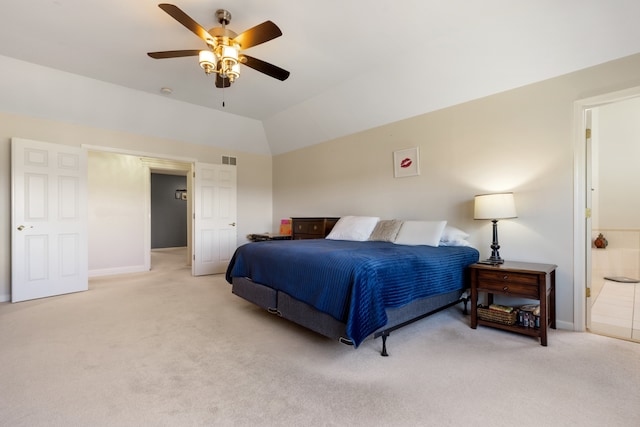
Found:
[222,156,237,166]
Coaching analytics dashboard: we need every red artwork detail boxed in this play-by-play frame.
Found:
[400,158,412,168]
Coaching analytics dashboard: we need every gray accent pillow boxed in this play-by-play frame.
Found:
[368,219,403,242]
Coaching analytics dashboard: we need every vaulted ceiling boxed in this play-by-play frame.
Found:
[2,1,640,155]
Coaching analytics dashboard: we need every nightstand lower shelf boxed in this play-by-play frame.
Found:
[476,319,544,338]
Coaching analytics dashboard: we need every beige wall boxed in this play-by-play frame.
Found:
[596,97,640,229]
[0,112,273,301]
[273,53,640,329]
[88,151,149,275]
[4,52,640,326]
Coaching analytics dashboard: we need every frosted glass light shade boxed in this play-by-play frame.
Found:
[220,45,238,61]
[199,50,216,73]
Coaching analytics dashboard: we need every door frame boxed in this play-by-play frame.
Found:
[572,85,640,331]
[140,158,193,268]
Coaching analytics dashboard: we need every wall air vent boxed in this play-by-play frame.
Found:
[222,156,237,166]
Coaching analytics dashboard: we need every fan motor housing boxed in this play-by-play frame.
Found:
[209,27,238,40]
[215,9,232,26]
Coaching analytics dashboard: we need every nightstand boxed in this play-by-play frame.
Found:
[290,217,339,240]
[469,261,557,346]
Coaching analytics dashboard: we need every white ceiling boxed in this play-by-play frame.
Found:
[2,0,640,154]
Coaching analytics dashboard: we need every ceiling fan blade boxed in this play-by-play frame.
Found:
[147,49,200,59]
[234,21,282,49]
[240,55,290,81]
[216,74,232,88]
[158,3,213,43]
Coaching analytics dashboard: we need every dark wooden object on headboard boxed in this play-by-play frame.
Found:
[290,217,340,240]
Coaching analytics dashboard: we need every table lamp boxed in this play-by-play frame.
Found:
[474,192,517,264]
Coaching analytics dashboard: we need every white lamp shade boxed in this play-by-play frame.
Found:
[474,193,517,220]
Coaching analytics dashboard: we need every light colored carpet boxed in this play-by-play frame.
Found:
[1,247,639,426]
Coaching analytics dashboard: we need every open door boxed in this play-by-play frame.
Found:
[11,138,88,302]
[584,110,593,330]
[192,162,237,276]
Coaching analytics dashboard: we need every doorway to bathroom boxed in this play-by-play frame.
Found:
[587,97,640,343]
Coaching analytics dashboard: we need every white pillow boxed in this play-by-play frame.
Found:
[440,225,470,243]
[325,216,380,241]
[438,239,472,247]
[394,220,447,247]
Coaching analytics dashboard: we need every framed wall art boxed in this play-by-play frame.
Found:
[393,147,420,178]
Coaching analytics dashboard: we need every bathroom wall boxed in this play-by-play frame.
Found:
[591,230,640,283]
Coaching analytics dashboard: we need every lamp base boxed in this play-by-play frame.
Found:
[482,219,505,265]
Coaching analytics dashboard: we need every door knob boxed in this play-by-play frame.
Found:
[229,222,236,227]
[17,225,32,231]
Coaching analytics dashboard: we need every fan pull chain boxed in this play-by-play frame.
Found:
[222,84,226,107]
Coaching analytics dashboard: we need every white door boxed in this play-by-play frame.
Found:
[192,163,237,276]
[11,138,88,302]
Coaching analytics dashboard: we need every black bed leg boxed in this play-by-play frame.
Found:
[380,331,389,357]
[462,296,469,315]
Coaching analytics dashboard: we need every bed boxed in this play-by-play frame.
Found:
[225,218,479,355]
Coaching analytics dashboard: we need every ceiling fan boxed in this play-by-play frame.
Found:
[147,3,290,88]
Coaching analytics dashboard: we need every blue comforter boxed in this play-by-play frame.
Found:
[226,239,479,346]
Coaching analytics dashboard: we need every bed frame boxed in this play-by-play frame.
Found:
[231,276,470,356]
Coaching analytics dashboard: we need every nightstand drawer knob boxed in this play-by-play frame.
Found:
[503,275,509,280]
[503,286,509,292]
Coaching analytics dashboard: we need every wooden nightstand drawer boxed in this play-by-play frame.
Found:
[477,269,538,285]
[290,217,340,240]
[477,270,539,298]
[294,220,324,235]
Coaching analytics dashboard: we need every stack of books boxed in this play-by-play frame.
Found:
[518,304,540,328]
[488,304,514,313]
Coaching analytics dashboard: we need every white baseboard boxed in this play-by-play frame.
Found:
[0,266,148,300]
[556,320,574,331]
[89,265,148,278]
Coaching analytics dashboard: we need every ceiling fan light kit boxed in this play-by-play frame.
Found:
[198,50,216,74]
[148,3,290,89]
